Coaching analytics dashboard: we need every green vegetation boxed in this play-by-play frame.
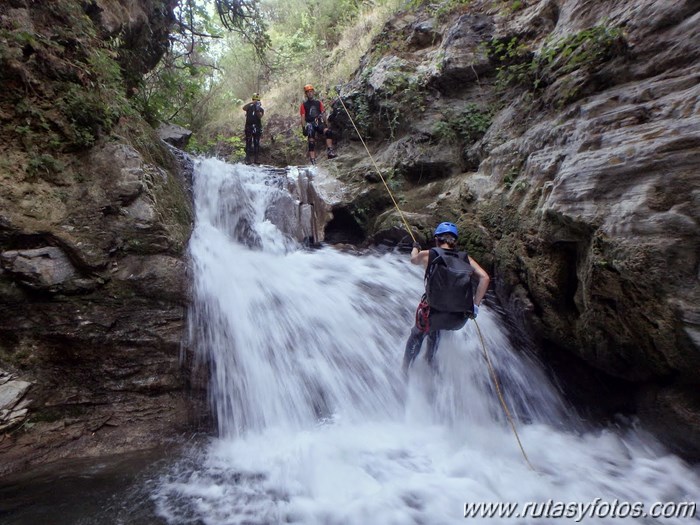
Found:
[138,0,403,148]
[535,25,625,94]
[188,134,247,162]
[486,36,534,93]
[487,24,626,98]
[377,71,429,138]
[27,154,65,179]
[538,25,624,76]
[409,0,472,20]
[433,103,494,144]
[3,19,131,153]
[499,0,525,15]
[0,0,278,175]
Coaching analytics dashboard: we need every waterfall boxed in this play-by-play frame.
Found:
[154,159,700,525]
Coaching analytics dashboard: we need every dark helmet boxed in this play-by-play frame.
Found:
[434,222,458,238]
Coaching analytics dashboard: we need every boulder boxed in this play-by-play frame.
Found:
[0,247,77,290]
[157,123,193,150]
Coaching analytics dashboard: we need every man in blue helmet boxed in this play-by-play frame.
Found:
[402,222,490,373]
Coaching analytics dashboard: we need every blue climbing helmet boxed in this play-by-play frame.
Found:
[434,222,458,238]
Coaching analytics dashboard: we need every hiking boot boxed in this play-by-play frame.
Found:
[327,148,337,159]
[310,157,316,166]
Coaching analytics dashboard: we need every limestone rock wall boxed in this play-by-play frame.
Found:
[0,1,199,475]
[0,133,195,476]
[334,0,700,456]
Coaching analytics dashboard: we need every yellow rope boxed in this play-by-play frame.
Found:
[337,97,416,243]
[473,318,536,471]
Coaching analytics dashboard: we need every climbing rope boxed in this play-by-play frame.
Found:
[340,96,534,469]
[337,97,416,242]
[473,318,536,471]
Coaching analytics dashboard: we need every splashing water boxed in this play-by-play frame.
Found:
[153,159,700,525]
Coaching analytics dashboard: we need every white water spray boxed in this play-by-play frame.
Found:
[154,159,700,525]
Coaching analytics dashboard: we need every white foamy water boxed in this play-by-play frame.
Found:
[153,159,700,525]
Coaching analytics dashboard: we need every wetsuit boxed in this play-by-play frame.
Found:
[300,99,331,139]
[402,248,473,371]
[243,102,264,163]
[403,307,467,370]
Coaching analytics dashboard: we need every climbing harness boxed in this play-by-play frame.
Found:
[473,318,535,471]
[337,97,417,243]
[415,296,430,333]
[339,95,534,470]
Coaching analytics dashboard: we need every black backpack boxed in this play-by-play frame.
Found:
[245,103,262,125]
[425,247,475,314]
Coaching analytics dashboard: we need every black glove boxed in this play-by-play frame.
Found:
[302,126,308,137]
[412,242,421,250]
[470,304,479,319]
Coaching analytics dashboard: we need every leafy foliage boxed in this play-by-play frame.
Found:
[433,104,494,144]
[408,0,473,20]
[188,133,247,162]
[535,25,626,86]
[214,0,271,57]
[133,0,273,130]
[1,1,135,156]
[486,24,626,95]
[174,0,402,150]
[486,36,535,92]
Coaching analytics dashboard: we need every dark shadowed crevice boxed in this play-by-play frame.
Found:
[401,161,453,184]
[539,338,637,420]
[550,241,579,317]
[323,206,365,245]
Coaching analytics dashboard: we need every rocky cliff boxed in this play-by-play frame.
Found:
[0,0,198,474]
[1,0,698,473]
[330,0,700,456]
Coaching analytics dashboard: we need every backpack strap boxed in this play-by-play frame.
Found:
[424,247,442,280]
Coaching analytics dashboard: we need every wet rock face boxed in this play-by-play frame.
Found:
[335,0,700,454]
[86,0,175,89]
[436,13,494,92]
[0,0,201,476]
[0,131,195,475]
[1,248,77,290]
[503,2,699,454]
[0,128,195,476]
[517,76,700,383]
[475,0,700,388]
[0,371,32,433]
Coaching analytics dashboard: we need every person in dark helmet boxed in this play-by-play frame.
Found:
[243,93,265,164]
[299,84,336,165]
[402,222,490,374]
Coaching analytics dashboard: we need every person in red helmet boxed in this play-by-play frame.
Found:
[402,222,490,373]
[300,84,336,165]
